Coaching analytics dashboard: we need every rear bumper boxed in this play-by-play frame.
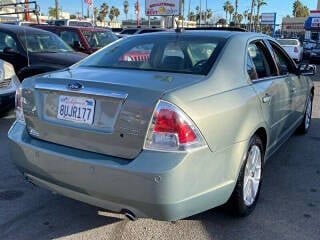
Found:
[8,122,248,221]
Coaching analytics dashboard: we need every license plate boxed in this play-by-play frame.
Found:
[57,95,95,125]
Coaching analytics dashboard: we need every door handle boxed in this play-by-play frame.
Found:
[291,87,297,93]
[262,94,272,104]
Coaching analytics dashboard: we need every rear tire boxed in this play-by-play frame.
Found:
[226,135,264,217]
[297,94,313,134]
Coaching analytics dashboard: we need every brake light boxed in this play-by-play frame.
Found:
[144,100,206,151]
[294,47,299,53]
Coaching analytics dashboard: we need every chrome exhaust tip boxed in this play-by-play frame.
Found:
[123,209,136,221]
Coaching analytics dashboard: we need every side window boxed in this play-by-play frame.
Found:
[0,32,18,52]
[60,31,80,46]
[269,41,295,75]
[247,41,275,80]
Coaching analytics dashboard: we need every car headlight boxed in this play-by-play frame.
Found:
[0,61,16,81]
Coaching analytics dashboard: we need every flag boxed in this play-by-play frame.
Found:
[84,0,93,6]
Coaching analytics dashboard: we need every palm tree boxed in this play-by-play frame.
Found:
[188,11,196,21]
[99,3,109,24]
[114,7,120,21]
[255,0,267,31]
[123,1,129,20]
[206,9,213,21]
[109,6,115,22]
[228,5,234,23]
[249,0,256,31]
[223,1,231,21]
[237,13,243,24]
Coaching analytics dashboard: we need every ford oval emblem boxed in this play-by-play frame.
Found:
[67,82,83,91]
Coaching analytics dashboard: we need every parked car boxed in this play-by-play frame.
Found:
[0,24,87,81]
[119,27,166,38]
[309,43,320,63]
[32,25,118,54]
[277,38,303,62]
[303,40,317,59]
[9,31,315,221]
[0,60,19,115]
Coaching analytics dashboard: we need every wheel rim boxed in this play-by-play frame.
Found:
[243,145,262,207]
[305,97,312,130]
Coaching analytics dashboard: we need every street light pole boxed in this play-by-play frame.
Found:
[81,0,84,19]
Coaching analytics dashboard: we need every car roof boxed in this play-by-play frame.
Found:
[126,30,265,40]
[0,23,53,35]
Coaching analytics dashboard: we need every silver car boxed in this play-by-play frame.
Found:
[8,31,314,221]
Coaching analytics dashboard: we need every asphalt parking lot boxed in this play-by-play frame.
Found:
[0,73,320,240]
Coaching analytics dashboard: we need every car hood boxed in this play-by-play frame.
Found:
[29,52,87,67]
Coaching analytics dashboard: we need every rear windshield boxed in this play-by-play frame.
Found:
[277,39,299,46]
[78,34,226,75]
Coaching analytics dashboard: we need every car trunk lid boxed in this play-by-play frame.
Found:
[23,67,202,159]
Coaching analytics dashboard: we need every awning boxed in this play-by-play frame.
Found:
[305,16,320,31]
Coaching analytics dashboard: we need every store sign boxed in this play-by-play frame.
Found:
[261,13,276,25]
[145,0,181,16]
[311,18,320,28]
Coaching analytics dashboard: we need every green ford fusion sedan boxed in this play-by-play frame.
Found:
[8,31,315,221]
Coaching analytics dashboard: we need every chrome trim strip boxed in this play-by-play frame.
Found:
[35,83,128,100]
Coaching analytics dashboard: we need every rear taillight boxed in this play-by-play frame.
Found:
[144,100,206,151]
[294,47,299,53]
[15,86,25,123]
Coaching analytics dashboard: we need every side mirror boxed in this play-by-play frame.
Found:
[299,64,316,76]
[3,47,18,54]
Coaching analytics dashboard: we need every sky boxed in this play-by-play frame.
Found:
[35,0,317,23]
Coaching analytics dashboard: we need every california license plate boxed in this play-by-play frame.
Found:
[57,96,95,125]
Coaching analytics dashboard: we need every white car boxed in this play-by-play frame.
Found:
[277,39,303,62]
[0,60,19,115]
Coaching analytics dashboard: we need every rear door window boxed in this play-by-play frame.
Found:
[247,41,276,80]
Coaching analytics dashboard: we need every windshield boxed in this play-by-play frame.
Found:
[82,30,118,48]
[277,39,299,46]
[78,34,226,75]
[20,34,74,53]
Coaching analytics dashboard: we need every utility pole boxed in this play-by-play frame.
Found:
[199,0,202,26]
[187,0,191,27]
[55,0,59,19]
[81,0,84,19]
[205,0,207,25]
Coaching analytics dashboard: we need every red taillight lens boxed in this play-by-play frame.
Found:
[154,109,197,144]
[144,100,206,151]
[294,47,298,53]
